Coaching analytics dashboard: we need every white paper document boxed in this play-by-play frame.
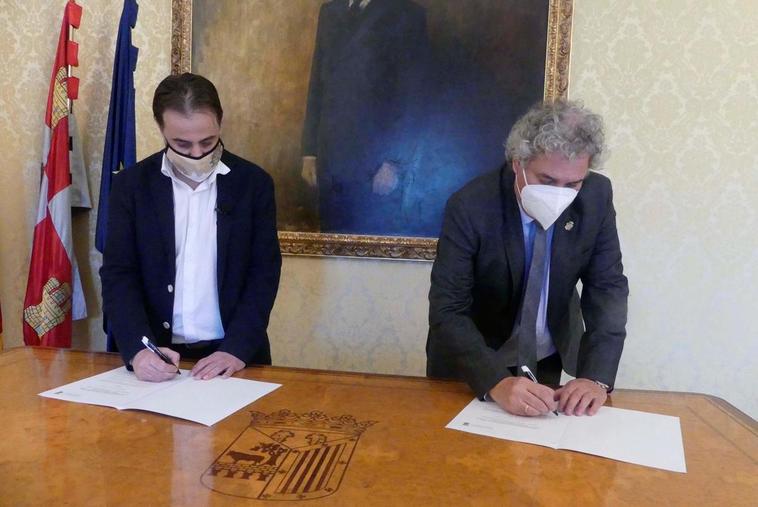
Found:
[39,367,281,426]
[447,399,686,473]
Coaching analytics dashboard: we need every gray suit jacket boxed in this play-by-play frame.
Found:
[426,166,628,397]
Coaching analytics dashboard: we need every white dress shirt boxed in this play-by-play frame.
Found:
[160,154,229,344]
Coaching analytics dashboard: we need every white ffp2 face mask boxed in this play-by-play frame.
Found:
[519,169,578,229]
[166,140,223,182]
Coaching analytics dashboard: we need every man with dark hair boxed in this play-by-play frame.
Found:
[427,100,628,417]
[101,73,281,382]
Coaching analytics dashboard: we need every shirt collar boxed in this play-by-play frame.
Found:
[160,153,230,188]
[517,197,535,226]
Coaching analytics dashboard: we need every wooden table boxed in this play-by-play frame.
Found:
[1,347,755,506]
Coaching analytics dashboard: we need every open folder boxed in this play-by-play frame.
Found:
[39,367,281,426]
[447,399,687,473]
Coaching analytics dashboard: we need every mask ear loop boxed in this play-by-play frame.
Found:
[521,168,530,188]
[518,165,530,200]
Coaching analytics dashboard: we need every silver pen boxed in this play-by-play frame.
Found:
[520,365,558,416]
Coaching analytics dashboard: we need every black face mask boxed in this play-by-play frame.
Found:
[165,138,222,160]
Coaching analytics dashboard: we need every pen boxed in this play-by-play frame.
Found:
[520,365,558,416]
[141,336,180,374]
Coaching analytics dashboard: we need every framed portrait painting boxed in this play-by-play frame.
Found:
[171,0,573,259]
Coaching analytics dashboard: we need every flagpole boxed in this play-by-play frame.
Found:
[67,18,73,114]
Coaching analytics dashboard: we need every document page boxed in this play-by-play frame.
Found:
[38,366,180,409]
[39,367,281,426]
[446,398,568,448]
[559,406,686,473]
[447,399,686,473]
[129,375,281,426]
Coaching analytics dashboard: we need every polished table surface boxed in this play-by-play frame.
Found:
[1,347,756,506]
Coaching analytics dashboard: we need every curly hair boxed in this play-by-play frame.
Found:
[505,100,606,170]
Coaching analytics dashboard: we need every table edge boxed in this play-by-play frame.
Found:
[3,346,756,429]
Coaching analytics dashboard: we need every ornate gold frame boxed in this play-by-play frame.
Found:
[171,0,573,260]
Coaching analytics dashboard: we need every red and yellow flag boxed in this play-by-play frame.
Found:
[23,1,86,347]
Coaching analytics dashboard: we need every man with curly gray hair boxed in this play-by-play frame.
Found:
[427,100,628,418]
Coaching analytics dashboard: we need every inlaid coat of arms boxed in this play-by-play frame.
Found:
[202,410,376,501]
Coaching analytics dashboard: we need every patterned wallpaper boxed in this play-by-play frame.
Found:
[0,1,755,418]
[0,0,172,351]
[270,256,432,376]
[569,0,758,418]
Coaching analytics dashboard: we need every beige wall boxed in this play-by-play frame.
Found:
[0,1,755,418]
[0,0,172,350]
[569,0,758,417]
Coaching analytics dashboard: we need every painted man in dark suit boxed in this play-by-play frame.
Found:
[301,0,429,234]
[101,74,281,382]
[427,101,628,417]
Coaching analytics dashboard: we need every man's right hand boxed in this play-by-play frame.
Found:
[131,348,181,382]
[301,156,318,187]
[488,376,558,417]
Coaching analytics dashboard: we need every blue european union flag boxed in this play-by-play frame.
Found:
[96,0,138,254]
[97,0,138,352]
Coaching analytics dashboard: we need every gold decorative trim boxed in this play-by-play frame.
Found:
[171,0,192,74]
[279,232,437,261]
[172,1,574,260]
[544,0,573,101]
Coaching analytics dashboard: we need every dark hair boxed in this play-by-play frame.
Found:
[152,73,223,128]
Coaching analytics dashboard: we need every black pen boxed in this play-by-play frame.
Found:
[141,336,180,374]
[520,365,558,416]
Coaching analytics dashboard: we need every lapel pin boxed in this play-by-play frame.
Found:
[564,221,574,231]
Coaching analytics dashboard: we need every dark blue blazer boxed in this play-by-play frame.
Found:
[301,0,429,233]
[100,150,282,367]
[427,166,629,397]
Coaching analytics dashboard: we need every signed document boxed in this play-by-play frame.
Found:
[447,399,686,473]
[39,367,280,426]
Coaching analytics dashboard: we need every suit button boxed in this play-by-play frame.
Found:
[162,322,170,329]
[167,284,174,293]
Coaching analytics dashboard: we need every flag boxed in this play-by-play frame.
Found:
[95,0,138,253]
[97,0,138,352]
[69,112,92,209]
[23,0,86,347]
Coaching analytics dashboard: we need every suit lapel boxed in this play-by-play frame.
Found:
[500,166,525,297]
[148,159,176,278]
[215,159,239,293]
[547,204,580,323]
[338,0,391,56]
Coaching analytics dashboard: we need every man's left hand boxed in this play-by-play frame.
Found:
[555,378,607,416]
[372,161,400,195]
[190,351,245,380]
